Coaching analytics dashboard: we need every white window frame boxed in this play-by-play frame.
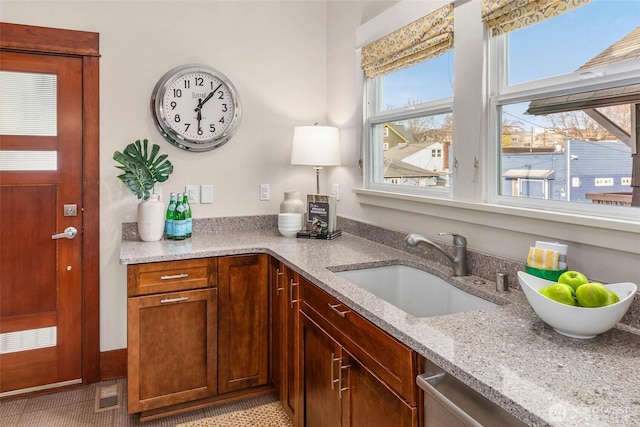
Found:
[487,28,640,222]
[355,0,640,255]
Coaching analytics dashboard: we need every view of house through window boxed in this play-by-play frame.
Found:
[370,51,454,190]
[495,0,639,209]
[373,112,453,187]
[500,102,633,205]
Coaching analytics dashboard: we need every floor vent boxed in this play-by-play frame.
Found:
[94,383,122,412]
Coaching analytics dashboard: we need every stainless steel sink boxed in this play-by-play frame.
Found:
[335,265,496,318]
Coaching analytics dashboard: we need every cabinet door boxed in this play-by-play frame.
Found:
[127,288,217,413]
[218,254,268,393]
[269,258,285,396]
[345,354,417,427]
[302,315,343,427]
[270,260,301,425]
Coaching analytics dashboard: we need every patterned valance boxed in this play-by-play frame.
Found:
[481,0,592,36]
[361,3,454,79]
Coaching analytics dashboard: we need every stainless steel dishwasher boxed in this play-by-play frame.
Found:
[417,360,529,427]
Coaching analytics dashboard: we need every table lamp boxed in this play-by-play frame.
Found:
[291,124,340,194]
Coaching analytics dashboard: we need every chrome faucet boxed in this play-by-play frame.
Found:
[404,232,468,276]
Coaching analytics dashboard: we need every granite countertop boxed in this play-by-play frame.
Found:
[120,230,640,427]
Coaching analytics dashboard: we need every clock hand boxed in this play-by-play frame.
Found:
[195,99,203,132]
[200,84,222,107]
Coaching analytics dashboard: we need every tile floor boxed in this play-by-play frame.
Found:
[0,379,279,427]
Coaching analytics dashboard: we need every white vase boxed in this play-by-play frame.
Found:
[280,191,305,214]
[137,194,165,242]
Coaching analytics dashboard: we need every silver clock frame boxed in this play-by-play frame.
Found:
[151,64,242,152]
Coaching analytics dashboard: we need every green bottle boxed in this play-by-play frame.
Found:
[183,193,192,238]
[165,193,177,240]
[173,193,186,241]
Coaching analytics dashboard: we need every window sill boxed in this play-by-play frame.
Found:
[353,188,640,254]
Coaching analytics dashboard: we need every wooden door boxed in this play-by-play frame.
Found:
[302,315,342,427]
[127,288,217,413]
[218,254,268,393]
[0,50,85,394]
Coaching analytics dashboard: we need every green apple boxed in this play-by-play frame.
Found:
[539,283,577,306]
[605,290,620,306]
[576,282,609,308]
[557,270,589,292]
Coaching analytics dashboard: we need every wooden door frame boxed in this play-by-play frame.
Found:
[0,22,101,385]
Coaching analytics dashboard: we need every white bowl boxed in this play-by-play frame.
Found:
[278,228,299,238]
[278,213,302,220]
[278,221,301,227]
[517,271,637,339]
[278,225,302,232]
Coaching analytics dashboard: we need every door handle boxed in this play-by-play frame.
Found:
[52,226,78,240]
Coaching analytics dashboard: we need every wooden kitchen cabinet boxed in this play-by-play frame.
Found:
[300,278,419,427]
[218,254,269,393]
[128,255,270,419]
[127,258,218,416]
[269,258,301,425]
[301,315,342,427]
[346,352,417,427]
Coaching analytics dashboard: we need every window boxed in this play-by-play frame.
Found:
[490,0,640,211]
[362,3,454,195]
[356,0,639,245]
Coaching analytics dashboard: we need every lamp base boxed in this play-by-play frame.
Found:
[313,166,323,194]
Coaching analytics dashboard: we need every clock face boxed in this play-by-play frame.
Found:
[151,65,241,151]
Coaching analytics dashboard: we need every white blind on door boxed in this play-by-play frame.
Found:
[0,71,57,136]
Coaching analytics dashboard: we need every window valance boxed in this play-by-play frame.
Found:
[481,0,592,36]
[361,3,454,79]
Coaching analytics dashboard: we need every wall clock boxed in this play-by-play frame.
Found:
[151,64,241,151]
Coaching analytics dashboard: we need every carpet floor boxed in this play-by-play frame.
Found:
[177,400,292,427]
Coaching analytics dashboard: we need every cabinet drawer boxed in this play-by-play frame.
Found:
[301,279,418,405]
[128,258,217,296]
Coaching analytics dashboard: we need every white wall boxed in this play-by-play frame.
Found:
[2,0,331,351]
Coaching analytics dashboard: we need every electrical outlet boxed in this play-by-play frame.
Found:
[260,184,270,201]
[185,185,199,204]
[201,185,213,204]
[153,184,163,200]
[332,183,340,201]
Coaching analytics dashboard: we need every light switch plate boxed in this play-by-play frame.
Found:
[201,185,213,204]
[185,185,199,204]
[260,184,270,201]
[332,183,340,201]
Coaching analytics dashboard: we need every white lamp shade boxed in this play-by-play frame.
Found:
[291,125,341,166]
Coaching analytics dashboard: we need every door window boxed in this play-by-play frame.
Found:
[0,71,57,136]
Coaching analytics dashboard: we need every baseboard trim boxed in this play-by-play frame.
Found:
[100,348,127,381]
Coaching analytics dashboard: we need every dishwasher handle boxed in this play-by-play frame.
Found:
[417,372,483,427]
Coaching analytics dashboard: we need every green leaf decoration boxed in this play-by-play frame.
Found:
[113,139,173,200]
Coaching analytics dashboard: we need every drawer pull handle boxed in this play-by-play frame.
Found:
[275,269,285,296]
[331,353,341,390]
[290,280,300,308]
[160,273,189,280]
[160,296,189,304]
[339,363,350,399]
[328,303,350,317]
